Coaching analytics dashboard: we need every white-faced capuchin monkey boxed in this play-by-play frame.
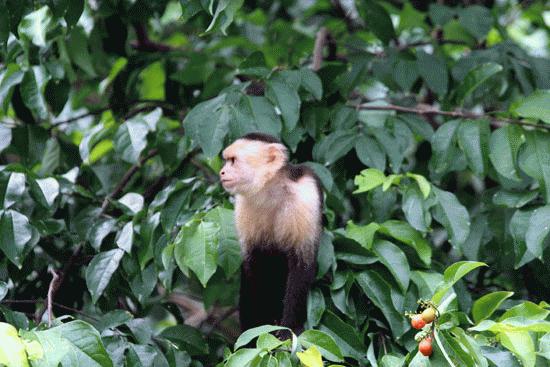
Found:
[219,133,323,334]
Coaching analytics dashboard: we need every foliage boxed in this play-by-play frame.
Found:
[1,0,550,366]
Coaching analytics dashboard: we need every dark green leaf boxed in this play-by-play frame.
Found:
[0,210,32,267]
[86,249,125,303]
[174,221,218,287]
[362,0,396,44]
[433,187,470,249]
[265,80,300,131]
[455,63,503,106]
[416,50,448,96]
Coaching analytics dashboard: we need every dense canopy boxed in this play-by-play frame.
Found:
[0,0,550,366]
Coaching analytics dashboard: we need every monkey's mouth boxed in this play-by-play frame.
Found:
[221,179,236,188]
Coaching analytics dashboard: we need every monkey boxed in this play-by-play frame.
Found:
[219,133,323,335]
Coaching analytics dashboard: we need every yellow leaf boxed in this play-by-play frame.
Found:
[0,322,29,367]
[297,346,323,367]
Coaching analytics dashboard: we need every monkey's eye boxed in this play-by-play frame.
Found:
[227,157,235,164]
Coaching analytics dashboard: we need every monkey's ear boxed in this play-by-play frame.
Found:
[267,144,285,163]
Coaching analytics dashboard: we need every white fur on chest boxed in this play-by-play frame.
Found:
[234,176,321,261]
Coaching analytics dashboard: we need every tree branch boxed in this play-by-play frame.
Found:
[312,27,329,71]
[132,23,172,52]
[351,103,550,130]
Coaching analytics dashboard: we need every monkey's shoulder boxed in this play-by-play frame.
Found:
[283,164,323,202]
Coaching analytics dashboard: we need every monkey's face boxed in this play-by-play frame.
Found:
[220,139,287,195]
[220,140,258,195]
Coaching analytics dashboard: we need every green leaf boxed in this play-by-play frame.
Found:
[3,173,25,209]
[0,68,24,113]
[0,322,29,367]
[39,138,60,175]
[118,193,144,214]
[204,0,244,35]
[457,119,490,176]
[493,190,537,208]
[362,0,396,44]
[356,271,409,337]
[489,125,524,182]
[307,288,326,327]
[405,173,431,199]
[315,130,358,165]
[372,239,410,292]
[266,80,300,131]
[86,249,125,303]
[432,261,487,305]
[0,125,12,154]
[458,5,493,39]
[204,207,241,277]
[174,221,218,287]
[300,68,323,100]
[353,168,386,194]
[64,0,84,27]
[116,222,133,253]
[234,325,288,350]
[518,131,550,202]
[20,68,49,120]
[22,320,113,367]
[416,50,448,96]
[0,281,6,301]
[514,90,550,124]
[114,118,150,164]
[299,330,343,362]
[500,331,535,367]
[455,62,503,105]
[30,177,59,208]
[17,6,53,47]
[99,58,127,94]
[184,94,230,157]
[472,291,514,323]
[525,205,550,260]
[67,26,96,77]
[380,220,432,266]
[345,221,379,250]
[0,210,32,267]
[226,348,262,367]
[87,218,116,251]
[355,135,386,171]
[432,187,470,249]
[500,301,549,321]
[158,325,209,356]
[402,187,430,232]
[231,95,282,138]
[318,311,368,364]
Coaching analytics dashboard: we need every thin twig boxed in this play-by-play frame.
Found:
[2,299,98,320]
[397,39,470,51]
[351,103,550,130]
[101,148,159,211]
[47,269,60,326]
[50,108,110,127]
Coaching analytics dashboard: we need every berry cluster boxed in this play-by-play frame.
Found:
[406,301,439,357]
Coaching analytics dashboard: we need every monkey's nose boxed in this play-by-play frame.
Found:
[220,170,225,176]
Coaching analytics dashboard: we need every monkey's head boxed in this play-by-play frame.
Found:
[220,133,288,196]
